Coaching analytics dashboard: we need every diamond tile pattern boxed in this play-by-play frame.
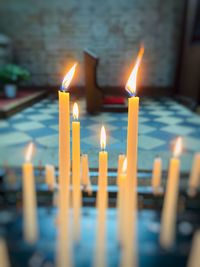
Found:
[0,97,199,169]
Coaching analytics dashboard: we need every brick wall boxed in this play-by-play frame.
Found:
[0,0,185,87]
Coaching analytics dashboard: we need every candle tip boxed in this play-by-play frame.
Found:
[25,142,35,162]
[61,63,77,91]
[125,46,144,97]
[73,102,79,120]
[173,136,183,158]
[100,125,106,150]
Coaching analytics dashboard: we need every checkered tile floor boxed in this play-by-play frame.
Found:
[0,96,200,171]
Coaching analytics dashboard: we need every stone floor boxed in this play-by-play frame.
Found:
[0,96,200,172]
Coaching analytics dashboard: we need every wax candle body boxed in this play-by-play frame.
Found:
[160,157,180,248]
[45,164,55,191]
[117,154,126,185]
[120,188,137,267]
[187,231,200,267]
[72,120,81,241]
[117,172,126,242]
[97,151,108,208]
[0,238,10,267]
[151,157,162,193]
[22,162,38,244]
[188,153,200,195]
[81,154,92,195]
[57,90,71,267]
[126,96,139,190]
[95,150,108,267]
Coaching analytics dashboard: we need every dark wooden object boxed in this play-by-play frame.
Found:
[84,49,103,114]
[177,0,200,107]
[0,90,47,118]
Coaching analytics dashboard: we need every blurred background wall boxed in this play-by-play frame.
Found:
[0,0,185,88]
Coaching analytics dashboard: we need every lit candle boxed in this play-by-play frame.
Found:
[81,154,92,195]
[120,160,138,267]
[72,102,81,242]
[97,126,108,209]
[188,153,200,196]
[160,137,183,249]
[117,157,127,243]
[22,142,38,244]
[187,231,200,267]
[45,164,55,191]
[57,64,76,267]
[117,154,126,185]
[95,126,108,267]
[151,157,162,194]
[0,237,10,267]
[126,47,144,191]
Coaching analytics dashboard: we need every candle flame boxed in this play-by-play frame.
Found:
[125,46,144,96]
[100,125,106,150]
[173,137,183,158]
[122,157,127,174]
[73,102,79,120]
[61,63,77,91]
[25,142,34,162]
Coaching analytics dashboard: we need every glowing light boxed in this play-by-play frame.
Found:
[122,157,127,174]
[61,63,77,91]
[100,126,106,150]
[173,137,183,158]
[25,142,34,162]
[125,46,144,96]
[73,102,79,120]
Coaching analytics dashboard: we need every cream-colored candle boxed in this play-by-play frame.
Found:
[160,137,182,249]
[72,102,81,242]
[151,157,162,194]
[188,153,200,196]
[22,142,38,244]
[0,238,10,267]
[81,154,92,195]
[187,231,200,267]
[45,164,55,191]
[120,177,138,267]
[117,154,126,185]
[95,126,108,267]
[97,126,108,208]
[117,158,127,243]
[126,47,144,191]
[57,64,77,267]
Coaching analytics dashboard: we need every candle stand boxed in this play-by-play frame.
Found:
[0,168,199,267]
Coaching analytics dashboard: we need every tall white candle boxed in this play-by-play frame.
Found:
[188,153,200,196]
[81,154,92,195]
[117,154,125,185]
[95,126,108,267]
[57,64,77,267]
[0,237,10,267]
[187,231,200,267]
[126,47,144,193]
[45,164,55,191]
[151,157,162,194]
[72,102,81,242]
[117,158,127,243]
[160,137,182,249]
[22,142,38,244]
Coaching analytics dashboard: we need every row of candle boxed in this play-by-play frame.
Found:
[21,46,200,267]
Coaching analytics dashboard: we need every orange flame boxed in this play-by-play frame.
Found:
[173,137,183,158]
[73,102,79,120]
[25,142,34,162]
[122,157,127,174]
[125,46,144,96]
[100,125,106,150]
[61,63,77,91]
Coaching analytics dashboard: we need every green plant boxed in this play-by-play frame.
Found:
[0,64,30,84]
